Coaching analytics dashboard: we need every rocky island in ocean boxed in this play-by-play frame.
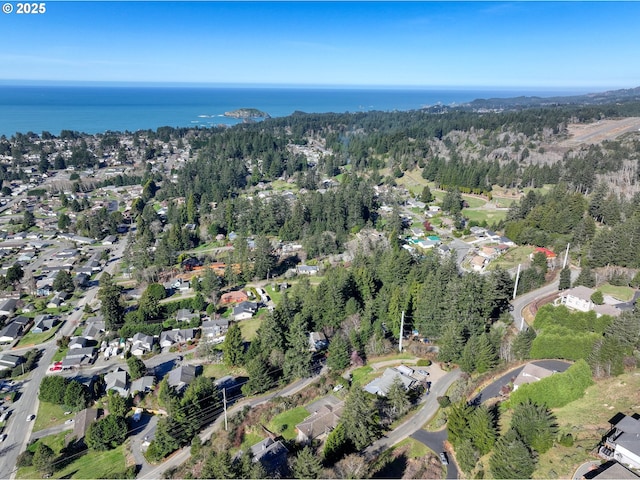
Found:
[224,108,271,122]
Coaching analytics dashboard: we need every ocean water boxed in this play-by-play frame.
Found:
[0,85,588,137]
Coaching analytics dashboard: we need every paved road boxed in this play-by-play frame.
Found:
[510,267,581,331]
[471,360,572,405]
[411,429,459,480]
[0,235,129,479]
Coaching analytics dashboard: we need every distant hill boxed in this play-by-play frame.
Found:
[465,86,640,110]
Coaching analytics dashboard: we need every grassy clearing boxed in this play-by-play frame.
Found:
[487,245,535,271]
[597,283,635,302]
[461,196,486,208]
[533,371,640,479]
[351,366,375,386]
[264,284,282,304]
[463,208,507,225]
[34,401,68,432]
[202,363,247,380]
[16,327,58,347]
[268,406,309,440]
[394,437,431,458]
[239,316,262,341]
[239,431,265,452]
[52,347,68,363]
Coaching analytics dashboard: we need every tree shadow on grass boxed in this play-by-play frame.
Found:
[372,452,408,479]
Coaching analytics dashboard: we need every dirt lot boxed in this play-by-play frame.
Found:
[561,117,640,147]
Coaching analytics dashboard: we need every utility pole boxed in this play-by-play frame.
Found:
[223,388,228,431]
[562,243,570,269]
[398,311,405,352]
[513,264,521,300]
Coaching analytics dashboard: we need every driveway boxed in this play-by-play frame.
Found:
[410,429,459,480]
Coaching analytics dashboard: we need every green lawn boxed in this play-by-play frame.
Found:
[463,208,507,225]
[264,284,282,304]
[34,402,69,432]
[52,347,68,363]
[268,406,309,440]
[486,245,535,271]
[597,283,635,302]
[350,366,374,386]
[461,195,486,208]
[394,437,431,458]
[239,431,265,453]
[16,325,60,347]
[239,316,262,341]
[202,363,247,380]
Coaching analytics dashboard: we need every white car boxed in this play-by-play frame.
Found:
[0,433,7,442]
[26,414,36,421]
[65,419,74,424]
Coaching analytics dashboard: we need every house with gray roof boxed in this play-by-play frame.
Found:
[69,336,89,350]
[233,301,258,321]
[159,328,196,348]
[130,375,156,395]
[201,319,229,339]
[166,365,200,393]
[599,413,640,470]
[104,367,129,397]
[32,315,59,333]
[131,332,155,356]
[0,322,24,343]
[0,354,22,371]
[250,437,289,474]
[0,298,17,316]
[363,367,417,397]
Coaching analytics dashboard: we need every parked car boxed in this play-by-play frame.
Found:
[26,414,36,421]
[439,452,449,465]
[0,433,7,442]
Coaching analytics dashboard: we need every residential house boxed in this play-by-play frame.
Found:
[0,298,17,316]
[201,319,229,340]
[159,328,196,348]
[250,437,289,474]
[104,367,129,397]
[32,315,58,333]
[102,235,117,245]
[69,336,89,350]
[0,322,24,343]
[176,309,198,323]
[512,363,556,391]
[0,354,22,371]
[471,255,488,272]
[220,291,249,304]
[584,461,640,479]
[296,402,344,444]
[130,375,156,395]
[556,286,622,317]
[166,365,200,393]
[131,332,155,356]
[296,265,319,275]
[63,347,97,366]
[309,332,328,352]
[599,413,640,470]
[82,320,105,340]
[72,407,99,444]
[233,301,258,321]
[363,367,417,396]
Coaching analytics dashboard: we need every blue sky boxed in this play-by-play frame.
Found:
[1,1,639,88]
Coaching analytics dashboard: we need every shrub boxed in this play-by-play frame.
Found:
[16,450,34,467]
[437,396,451,408]
[416,359,432,367]
[558,433,574,447]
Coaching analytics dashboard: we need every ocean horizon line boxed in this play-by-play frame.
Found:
[0,80,624,94]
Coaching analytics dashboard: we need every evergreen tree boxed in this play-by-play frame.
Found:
[282,314,313,380]
[32,443,55,476]
[242,356,274,395]
[489,429,536,479]
[438,321,466,363]
[574,265,596,288]
[327,334,351,372]
[511,400,558,454]
[456,438,479,475]
[342,386,380,450]
[98,272,124,330]
[323,422,350,463]
[559,267,571,290]
[446,401,472,446]
[468,405,497,455]
[223,323,244,367]
[511,328,536,360]
[127,355,147,380]
[291,446,323,479]
[384,376,411,420]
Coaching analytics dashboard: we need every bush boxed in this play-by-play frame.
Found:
[558,433,574,447]
[437,396,451,408]
[16,450,34,467]
[416,359,432,367]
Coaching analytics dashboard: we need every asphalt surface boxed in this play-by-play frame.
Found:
[471,360,572,405]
